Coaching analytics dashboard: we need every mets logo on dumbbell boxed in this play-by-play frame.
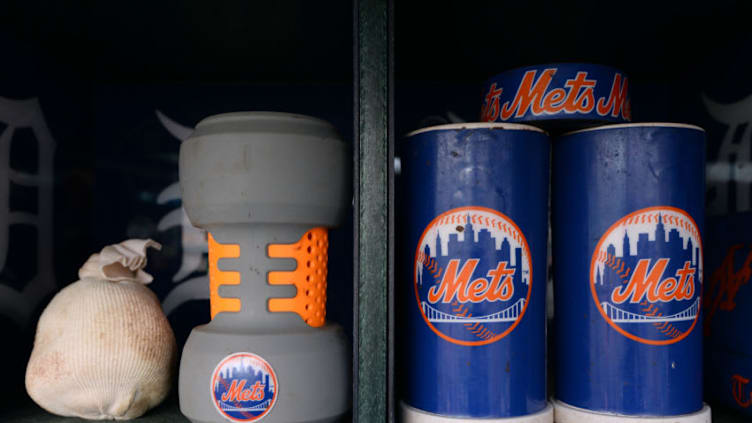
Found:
[210,352,278,422]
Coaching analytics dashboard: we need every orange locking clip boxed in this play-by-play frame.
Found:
[208,233,241,319]
[268,228,328,327]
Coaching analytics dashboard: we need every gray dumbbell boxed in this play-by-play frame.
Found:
[178,112,350,423]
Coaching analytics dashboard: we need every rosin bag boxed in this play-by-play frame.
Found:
[26,239,176,420]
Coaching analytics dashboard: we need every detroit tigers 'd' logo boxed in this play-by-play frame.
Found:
[414,206,532,346]
[591,206,702,345]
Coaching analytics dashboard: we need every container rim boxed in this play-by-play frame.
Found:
[196,111,336,129]
[406,122,547,138]
[484,62,626,81]
[562,122,705,136]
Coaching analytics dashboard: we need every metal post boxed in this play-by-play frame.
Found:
[353,0,391,421]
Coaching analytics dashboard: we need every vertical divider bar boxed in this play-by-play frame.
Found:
[354,0,389,422]
[386,0,395,422]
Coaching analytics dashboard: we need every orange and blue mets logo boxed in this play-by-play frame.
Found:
[414,206,531,346]
[210,352,278,422]
[590,206,702,345]
[481,68,631,122]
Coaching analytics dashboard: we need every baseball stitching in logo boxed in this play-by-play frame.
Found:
[590,206,702,345]
[414,206,532,346]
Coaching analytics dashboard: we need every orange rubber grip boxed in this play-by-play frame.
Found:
[208,233,241,319]
[268,227,328,327]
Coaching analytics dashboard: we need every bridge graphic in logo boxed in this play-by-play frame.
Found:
[211,352,278,422]
[422,298,525,323]
[601,297,699,323]
[590,206,702,345]
[414,206,532,346]
[218,399,272,413]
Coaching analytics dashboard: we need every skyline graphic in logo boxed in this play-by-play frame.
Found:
[590,206,702,345]
[414,206,531,346]
[211,352,278,422]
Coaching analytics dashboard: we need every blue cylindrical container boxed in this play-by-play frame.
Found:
[552,123,710,422]
[481,63,631,128]
[397,123,552,422]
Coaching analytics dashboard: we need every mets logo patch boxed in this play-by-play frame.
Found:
[414,206,532,346]
[591,206,702,345]
[210,352,278,422]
